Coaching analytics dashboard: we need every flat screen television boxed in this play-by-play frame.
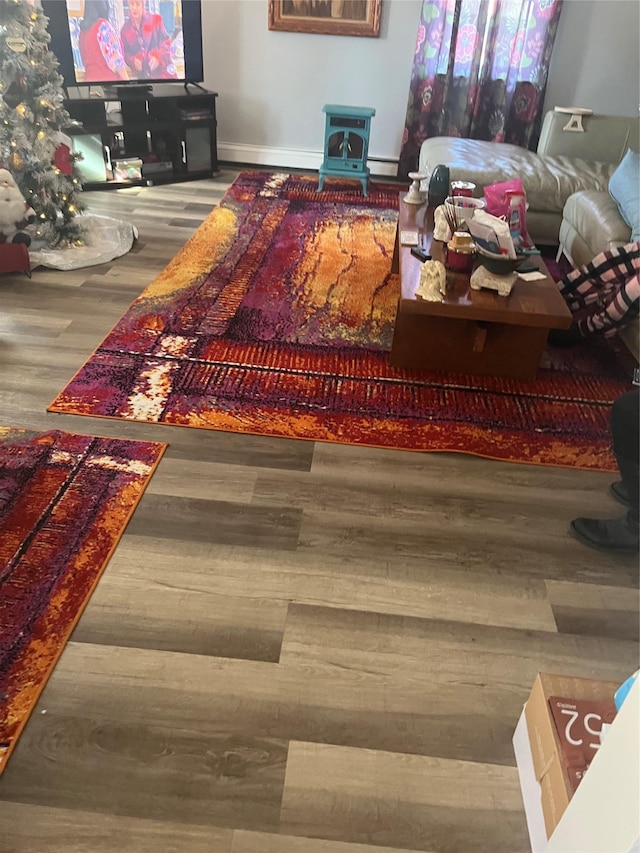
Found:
[42,0,204,89]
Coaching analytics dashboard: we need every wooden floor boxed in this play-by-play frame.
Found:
[0,170,638,853]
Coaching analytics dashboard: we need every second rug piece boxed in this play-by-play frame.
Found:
[0,427,165,775]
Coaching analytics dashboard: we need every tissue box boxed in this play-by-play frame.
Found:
[113,158,143,182]
[524,673,618,840]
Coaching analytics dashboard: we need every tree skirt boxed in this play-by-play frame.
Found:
[28,213,137,271]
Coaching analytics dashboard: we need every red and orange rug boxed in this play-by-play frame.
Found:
[0,427,165,774]
[49,171,633,471]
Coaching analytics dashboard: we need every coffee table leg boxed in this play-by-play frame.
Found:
[391,223,399,274]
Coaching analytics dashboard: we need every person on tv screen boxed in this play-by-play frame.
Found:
[120,0,177,80]
[79,0,129,82]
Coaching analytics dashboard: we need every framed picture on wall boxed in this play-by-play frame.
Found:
[268,0,382,37]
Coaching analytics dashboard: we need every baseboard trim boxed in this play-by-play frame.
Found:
[217,142,400,177]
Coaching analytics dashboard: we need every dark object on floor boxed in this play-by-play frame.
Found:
[0,242,31,277]
[609,480,631,508]
[569,516,639,556]
[547,323,584,347]
[570,388,639,555]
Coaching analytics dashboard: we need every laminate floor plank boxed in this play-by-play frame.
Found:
[297,507,638,587]
[186,201,224,213]
[71,578,288,662]
[107,537,559,632]
[2,646,288,831]
[0,803,233,853]
[546,578,640,641]
[0,312,70,338]
[125,492,303,550]
[168,217,210,228]
[280,603,638,692]
[280,741,528,852]
[309,442,621,512]
[143,457,259,502]
[253,465,613,531]
[165,431,314,471]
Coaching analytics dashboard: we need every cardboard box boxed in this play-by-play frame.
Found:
[524,673,619,841]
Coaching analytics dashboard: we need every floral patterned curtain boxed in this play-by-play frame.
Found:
[398,0,563,179]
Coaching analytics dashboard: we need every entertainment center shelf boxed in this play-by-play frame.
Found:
[64,86,219,189]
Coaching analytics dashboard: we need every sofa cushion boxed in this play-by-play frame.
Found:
[609,148,640,240]
[419,137,615,216]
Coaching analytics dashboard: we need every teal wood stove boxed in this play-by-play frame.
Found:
[318,104,376,196]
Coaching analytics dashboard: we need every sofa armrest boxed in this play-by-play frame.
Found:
[559,190,631,268]
[537,110,639,164]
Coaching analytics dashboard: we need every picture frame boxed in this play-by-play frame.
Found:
[268,0,381,38]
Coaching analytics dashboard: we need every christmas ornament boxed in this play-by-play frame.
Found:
[53,132,73,176]
[8,150,23,171]
[54,144,72,175]
[5,37,27,53]
[3,73,25,109]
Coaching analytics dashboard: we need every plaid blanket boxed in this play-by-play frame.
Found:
[558,242,640,337]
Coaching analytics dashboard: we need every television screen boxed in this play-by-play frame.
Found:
[43,0,203,87]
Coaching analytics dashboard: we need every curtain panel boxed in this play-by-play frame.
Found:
[398,0,563,179]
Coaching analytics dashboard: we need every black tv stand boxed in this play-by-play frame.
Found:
[184,81,207,93]
[64,86,218,190]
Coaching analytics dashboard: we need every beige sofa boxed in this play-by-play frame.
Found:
[418,110,639,247]
[559,190,632,268]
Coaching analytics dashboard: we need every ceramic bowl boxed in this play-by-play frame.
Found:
[475,246,528,276]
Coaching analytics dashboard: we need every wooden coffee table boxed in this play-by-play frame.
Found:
[389,193,572,380]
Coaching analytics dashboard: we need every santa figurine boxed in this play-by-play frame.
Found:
[0,168,36,247]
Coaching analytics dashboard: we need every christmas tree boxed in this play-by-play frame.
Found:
[0,0,85,247]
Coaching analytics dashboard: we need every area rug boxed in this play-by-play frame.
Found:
[48,171,634,471]
[0,427,166,775]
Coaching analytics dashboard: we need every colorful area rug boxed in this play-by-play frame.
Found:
[49,171,633,471]
[0,428,165,774]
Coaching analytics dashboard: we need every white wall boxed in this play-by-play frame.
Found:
[200,0,421,171]
[543,0,640,118]
[200,0,639,171]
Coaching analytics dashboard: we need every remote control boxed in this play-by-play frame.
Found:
[410,246,431,262]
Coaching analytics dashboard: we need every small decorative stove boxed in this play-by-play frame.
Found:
[318,104,376,196]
